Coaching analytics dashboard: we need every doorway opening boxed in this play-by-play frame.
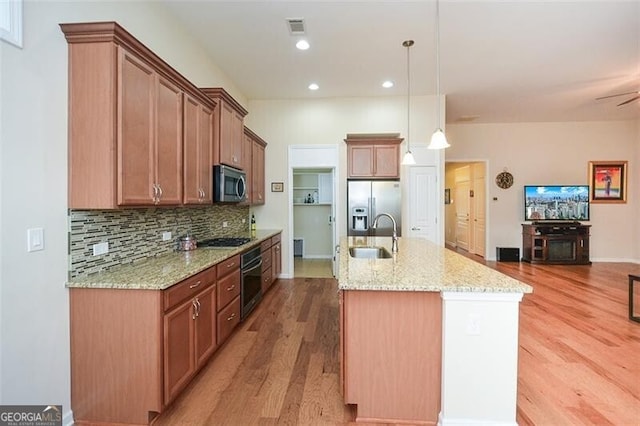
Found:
[292,167,334,278]
[444,161,487,258]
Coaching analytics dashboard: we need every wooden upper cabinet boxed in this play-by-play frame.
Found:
[345,134,403,179]
[61,21,215,209]
[200,88,248,171]
[117,48,183,206]
[250,130,267,205]
[183,94,214,204]
[241,129,253,205]
[152,74,183,205]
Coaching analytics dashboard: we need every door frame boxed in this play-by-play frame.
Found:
[287,145,340,277]
[444,159,489,257]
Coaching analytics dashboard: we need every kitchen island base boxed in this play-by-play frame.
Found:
[340,290,442,424]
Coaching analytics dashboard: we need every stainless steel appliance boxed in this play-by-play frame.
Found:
[198,237,251,248]
[347,180,401,237]
[213,165,247,203]
[240,246,262,319]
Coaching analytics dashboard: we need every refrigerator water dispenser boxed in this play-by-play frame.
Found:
[352,207,368,231]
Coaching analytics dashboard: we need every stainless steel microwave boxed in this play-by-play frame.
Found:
[214,165,247,203]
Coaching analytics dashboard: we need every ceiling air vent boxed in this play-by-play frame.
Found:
[286,18,306,35]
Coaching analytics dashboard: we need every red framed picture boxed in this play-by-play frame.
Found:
[589,161,627,203]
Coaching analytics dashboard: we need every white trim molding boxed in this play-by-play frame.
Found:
[0,0,23,48]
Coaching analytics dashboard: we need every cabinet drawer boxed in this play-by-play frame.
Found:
[261,266,272,293]
[260,239,272,253]
[217,269,241,311]
[262,249,272,271]
[271,233,281,245]
[216,254,240,279]
[164,266,216,312]
[217,295,240,344]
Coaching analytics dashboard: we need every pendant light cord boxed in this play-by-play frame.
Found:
[406,41,411,153]
[435,0,441,129]
[403,40,414,154]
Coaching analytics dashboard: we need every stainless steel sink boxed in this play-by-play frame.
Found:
[348,246,392,259]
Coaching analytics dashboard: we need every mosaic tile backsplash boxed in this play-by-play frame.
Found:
[69,205,250,278]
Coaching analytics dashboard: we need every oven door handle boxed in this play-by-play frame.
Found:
[242,258,263,273]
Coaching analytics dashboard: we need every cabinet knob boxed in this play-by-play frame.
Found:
[226,284,235,291]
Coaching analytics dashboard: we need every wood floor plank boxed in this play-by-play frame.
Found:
[153,258,640,426]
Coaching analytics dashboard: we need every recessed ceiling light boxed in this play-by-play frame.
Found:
[382,80,394,88]
[296,39,310,50]
[308,83,319,91]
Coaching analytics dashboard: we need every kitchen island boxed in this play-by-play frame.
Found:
[338,236,532,425]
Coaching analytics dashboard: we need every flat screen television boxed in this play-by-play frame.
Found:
[524,185,590,222]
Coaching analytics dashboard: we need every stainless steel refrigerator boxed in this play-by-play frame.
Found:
[347,180,401,237]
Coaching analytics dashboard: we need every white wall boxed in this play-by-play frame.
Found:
[0,1,244,421]
[246,96,439,275]
[446,121,639,262]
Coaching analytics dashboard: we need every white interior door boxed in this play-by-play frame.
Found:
[471,167,486,257]
[407,166,438,243]
[455,182,470,250]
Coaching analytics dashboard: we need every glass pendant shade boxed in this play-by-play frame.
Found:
[401,150,416,165]
[428,128,450,149]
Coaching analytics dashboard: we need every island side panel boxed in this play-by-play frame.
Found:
[439,291,523,425]
[70,288,163,425]
[343,290,442,424]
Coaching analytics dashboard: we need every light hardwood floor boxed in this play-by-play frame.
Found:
[154,259,640,425]
[294,258,333,278]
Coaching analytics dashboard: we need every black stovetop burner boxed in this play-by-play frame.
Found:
[199,237,252,248]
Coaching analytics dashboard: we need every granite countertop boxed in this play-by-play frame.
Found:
[67,229,282,290]
[338,236,533,293]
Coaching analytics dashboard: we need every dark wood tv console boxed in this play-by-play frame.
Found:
[522,223,591,265]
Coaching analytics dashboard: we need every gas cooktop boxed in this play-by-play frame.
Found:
[198,237,252,248]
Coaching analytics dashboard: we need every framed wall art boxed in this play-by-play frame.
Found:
[589,161,627,203]
[271,182,284,192]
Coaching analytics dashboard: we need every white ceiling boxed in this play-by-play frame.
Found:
[160,0,640,124]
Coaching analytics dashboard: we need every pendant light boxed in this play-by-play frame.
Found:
[428,0,450,150]
[401,40,416,165]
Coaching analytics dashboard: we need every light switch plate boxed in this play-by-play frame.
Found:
[162,231,172,241]
[27,228,44,252]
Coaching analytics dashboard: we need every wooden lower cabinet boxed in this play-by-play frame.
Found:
[340,290,442,424]
[216,255,242,344]
[69,237,279,425]
[70,288,163,425]
[70,265,218,425]
[260,232,282,293]
[163,283,217,405]
[217,295,241,344]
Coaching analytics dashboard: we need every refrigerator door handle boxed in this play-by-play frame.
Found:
[370,197,375,220]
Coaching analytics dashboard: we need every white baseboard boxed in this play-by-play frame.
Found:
[438,412,517,426]
[63,409,74,426]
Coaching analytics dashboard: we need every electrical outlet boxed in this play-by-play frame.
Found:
[466,313,481,335]
[222,221,228,228]
[162,231,172,241]
[92,242,109,256]
[242,218,246,224]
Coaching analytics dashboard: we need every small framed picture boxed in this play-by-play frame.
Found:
[444,188,451,204]
[589,161,627,203]
[271,182,284,192]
